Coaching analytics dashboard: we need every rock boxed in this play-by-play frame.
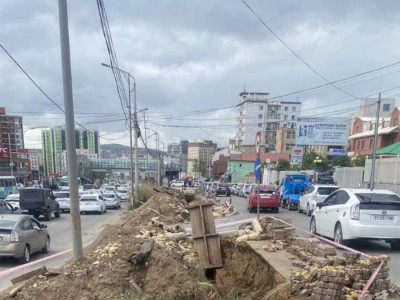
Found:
[136,240,154,264]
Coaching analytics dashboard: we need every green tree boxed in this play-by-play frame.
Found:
[276,159,290,171]
[301,152,328,170]
[328,155,351,167]
[352,155,366,167]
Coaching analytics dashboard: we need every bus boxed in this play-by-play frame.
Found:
[57,176,81,191]
[0,176,17,199]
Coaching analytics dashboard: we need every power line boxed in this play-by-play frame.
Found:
[0,43,96,134]
[241,0,356,99]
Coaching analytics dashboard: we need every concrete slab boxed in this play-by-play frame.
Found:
[247,240,302,280]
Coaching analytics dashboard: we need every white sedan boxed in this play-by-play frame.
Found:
[299,184,339,216]
[310,188,400,250]
[54,191,71,213]
[4,194,20,211]
[117,189,130,201]
[80,194,107,214]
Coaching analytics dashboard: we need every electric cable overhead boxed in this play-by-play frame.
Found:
[241,0,357,99]
[0,43,96,134]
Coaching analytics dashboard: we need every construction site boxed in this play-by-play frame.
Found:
[1,187,399,300]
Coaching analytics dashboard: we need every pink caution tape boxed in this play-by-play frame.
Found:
[0,247,72,278]
[267,216,385,300]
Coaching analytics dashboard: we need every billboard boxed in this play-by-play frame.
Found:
[296,117,349,146]
[328,148,347,156]
[292,146,304,165]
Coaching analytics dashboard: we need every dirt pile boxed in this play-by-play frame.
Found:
[1,188,218,300]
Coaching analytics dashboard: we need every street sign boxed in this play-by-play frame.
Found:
[254,157,262,179]
[255,132,261,155]
[328,148,347,156]
[292,146,304,165]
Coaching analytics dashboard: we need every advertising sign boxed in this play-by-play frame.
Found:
[292,146,304,165]
[328,148,347,156]
[32,170,39,180]
[296,117,349,146]
[17,148,28,159]
[0,147,10,159]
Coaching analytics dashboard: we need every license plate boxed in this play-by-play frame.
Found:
[372,215,394,221]
[20,209,28,213]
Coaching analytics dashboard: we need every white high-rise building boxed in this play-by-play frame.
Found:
[235,92,301,153]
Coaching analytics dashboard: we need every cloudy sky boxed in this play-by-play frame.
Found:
[1,0,400,150]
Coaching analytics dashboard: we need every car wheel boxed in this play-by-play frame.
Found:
[55,206,61,218]
[334,223,347,246]
[390,240,400,250]
[33,212,41,219]
[44,208,52,221]
[21,245,30,263]
[273,207,279,213]
[306,204,312,216]
[42,237,50,253]
[310,217,317,236]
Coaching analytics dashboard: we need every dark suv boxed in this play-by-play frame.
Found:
[19,188,61,221]
[216,183,231,197]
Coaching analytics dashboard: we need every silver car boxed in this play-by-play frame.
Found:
[102,192,121,209]
[0,214,50,263]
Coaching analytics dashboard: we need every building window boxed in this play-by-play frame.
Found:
[258,123,262,128]
[357,141,361,150]
[383,104,390,112]
[259,105,263,110]
[356,126,360,132]
[291,115,295,120]
[394,118,398,126]
[292,107,296,112]
[361,140,365,150]
[285,144,294,151]
[258,114,263,119]
[284,106,289,112]
[369,139,373,149]
[284,115,288,120]
[286,131,295,139]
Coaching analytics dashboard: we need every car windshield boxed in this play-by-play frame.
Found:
[81,197,97,201]
[318,187,339,195]
[0,203,13,212]
[104,194,115,198]
[118,190,128,193]
[54,192,69,198]
[355,193,400,203]
[5,195,19,201]
[0,220,16,228]
[292,177,305,182]
[255,186,276,193]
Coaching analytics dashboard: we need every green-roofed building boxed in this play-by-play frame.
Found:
[375,142,400,155]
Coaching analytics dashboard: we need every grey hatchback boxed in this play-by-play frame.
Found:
[0,215,50,263]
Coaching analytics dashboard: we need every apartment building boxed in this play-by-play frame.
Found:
[28,149,43,171]
[235,92,301,153]
[42,127,100,175]
[167,140,188,173]
[275,127,296,154]
[187,140,217,177]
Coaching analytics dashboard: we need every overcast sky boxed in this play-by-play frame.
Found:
[1,0,400,150]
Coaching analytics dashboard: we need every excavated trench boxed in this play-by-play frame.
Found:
[217,238,291,300]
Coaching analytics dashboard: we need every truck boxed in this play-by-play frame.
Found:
[280,174,313,210]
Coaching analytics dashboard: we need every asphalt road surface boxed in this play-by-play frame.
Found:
[0,203,126,290]
[215,195,400,284]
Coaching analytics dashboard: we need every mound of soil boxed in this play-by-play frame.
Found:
[2,189,215,300]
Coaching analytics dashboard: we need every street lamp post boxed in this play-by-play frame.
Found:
[101,63,139,203]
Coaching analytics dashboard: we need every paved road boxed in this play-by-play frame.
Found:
[0,204,126,290]
[215,195,400,283]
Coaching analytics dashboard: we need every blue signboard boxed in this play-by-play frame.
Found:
[254,157,262,179]
[328,148,347,156]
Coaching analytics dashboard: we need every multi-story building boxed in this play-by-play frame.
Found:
[275,127,296,154]
[28,149,43,171]
[235,92,301,153]
[167,140,188,173]
[0,107,24,153]
[42,127,100,175]
[187,140,217,178]
[350,98,395,132]
[349,107,400,156]
[0,107,29,181]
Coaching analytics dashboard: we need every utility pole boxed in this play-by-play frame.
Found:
[133,82,139,200]
[156,132,160,185]
[128,75,134,207]
[370,93,381,191]
[58,0,83,259]
[143,111,149,184]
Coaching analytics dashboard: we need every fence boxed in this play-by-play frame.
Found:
[333,167,364,188]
